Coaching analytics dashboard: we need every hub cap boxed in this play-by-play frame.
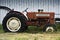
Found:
[6,17,21,32]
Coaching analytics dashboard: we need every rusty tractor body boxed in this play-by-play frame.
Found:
[27,12,55,26]
[0,6,57,32]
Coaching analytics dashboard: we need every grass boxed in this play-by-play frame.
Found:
[56,23,60,31]
[0,24,4,33]
[0,23,60,40]
[25,26,43,33]
[56,37,60,40]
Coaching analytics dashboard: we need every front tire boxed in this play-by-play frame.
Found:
[43,24,57,32]
[2,12,27,32]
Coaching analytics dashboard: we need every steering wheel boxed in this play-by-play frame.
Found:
[23,8,28,12]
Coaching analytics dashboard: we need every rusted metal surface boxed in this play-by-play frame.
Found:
[26,12,55,26]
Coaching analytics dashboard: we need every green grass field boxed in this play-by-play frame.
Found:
[0,23,60,40]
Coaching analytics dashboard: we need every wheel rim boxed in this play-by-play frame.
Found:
[46,27,54,32]
[6,17,21,32]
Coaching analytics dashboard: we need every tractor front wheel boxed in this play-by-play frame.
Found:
[43,24,57,32]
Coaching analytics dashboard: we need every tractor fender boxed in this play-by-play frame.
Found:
[7,11,28,21]
[0,6,11,11]
[0,6,27,20]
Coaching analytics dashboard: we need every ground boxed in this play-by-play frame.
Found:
[0,33,60,40]
[0,23,60,40]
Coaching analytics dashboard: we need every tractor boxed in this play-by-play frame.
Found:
[0,6,57,32]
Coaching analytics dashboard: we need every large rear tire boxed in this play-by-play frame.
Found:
[2,12,27,32]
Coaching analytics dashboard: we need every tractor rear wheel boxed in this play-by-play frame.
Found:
[2,12,27,32]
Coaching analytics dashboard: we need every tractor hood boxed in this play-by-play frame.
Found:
[27,12,55,19]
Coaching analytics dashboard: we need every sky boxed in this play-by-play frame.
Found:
[0,0,60,24]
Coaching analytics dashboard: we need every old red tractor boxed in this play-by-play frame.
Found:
[2,7,57,32]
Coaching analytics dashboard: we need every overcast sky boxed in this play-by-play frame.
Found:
[0,0,60,24]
